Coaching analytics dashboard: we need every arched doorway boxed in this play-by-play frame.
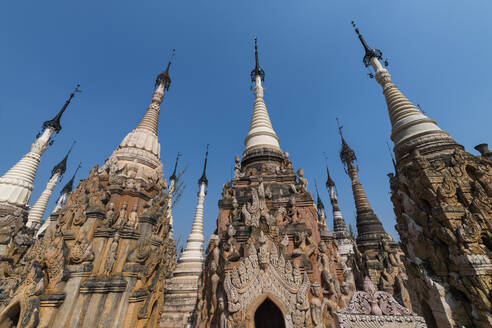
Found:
[254,298,285,328]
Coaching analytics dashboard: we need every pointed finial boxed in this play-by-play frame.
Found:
[155,49,175,90]
[351,21,383,67]
[51,141,75,178]
[337,118,358,172]
[170,151,182,181]
[323,154,335,189]
[42,84,81,134]
[314,179,324,210]
[60,162,81,195]
[198,144,209,186]
[251,37,266,83]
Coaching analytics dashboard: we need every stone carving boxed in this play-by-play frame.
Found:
[340,277,414,316]
[233,156,242,179]
[223,237,311,328]
[318,241,341,297]
[69,236,94,264]
[41,230,68,292]
[127,205,138,229]
[296,168,308,193]
[390,147,492,326]
[310,282,326,328]
[103,233,120,275]
[114,203,128,228]
[105,202,115,226]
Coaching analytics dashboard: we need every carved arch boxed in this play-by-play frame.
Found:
[247,294,287,328]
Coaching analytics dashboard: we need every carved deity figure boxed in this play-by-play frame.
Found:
[229,198,240,223]
[258,231,269,269]
[296,168,308,193]
[225,224,240,261]
[310,282,325,328]
[318,241,340,296]
[104,233,120,275]
[105,203,115,227]
[218,298,227,328]
[233,156,242,179]
[114,203,128,228]
[127,205,138,229]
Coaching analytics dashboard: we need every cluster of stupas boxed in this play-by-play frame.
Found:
[0,22,489,328]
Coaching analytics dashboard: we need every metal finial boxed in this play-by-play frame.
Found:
[351,21,383,67]
[314,179,324,210]
[61,162,81,195]
[170,151,182,181]
[155,49,175,90]
[198,144,209,186]
[251,37,265,83]
[51,141,76,178]
[41,83,81,134]
[337,118,358,173]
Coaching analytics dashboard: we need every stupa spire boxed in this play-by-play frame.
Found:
[351,21,457,161]
[167,152,181,239]
[36,162,81,238]
[160,147,208,326]
[169,151,181,182]
[107,51,175,178]
[175,145,209,271]
[27,144,73,229]
[0,85,79,209]
[136,50,174,135]
[198,144,209,186]
[324,163,350,238]
[244,38,280,152]
[60,161,81,196]
[42,84,81,134]
[337,119,387,246]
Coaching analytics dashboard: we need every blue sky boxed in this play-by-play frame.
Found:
[2,0,492,247]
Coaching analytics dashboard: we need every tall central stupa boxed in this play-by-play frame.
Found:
[193,38,352,328]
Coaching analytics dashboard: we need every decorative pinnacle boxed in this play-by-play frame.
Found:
[198,144,209,186]
[61,162,81,195]
[42,84,81,134]
[337,118,358,173]
[251,37,265,83]
[51,141,75,178]
[155,49,175,90]
[351,21,383,68]
[314,179,324,210]
[325,167,335,190]
[169,152,182,181]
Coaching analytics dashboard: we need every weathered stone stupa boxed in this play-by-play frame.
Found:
[193,38,353,328]
[353,22,492,327]
[336,122,411,309]
[0,63,177,328]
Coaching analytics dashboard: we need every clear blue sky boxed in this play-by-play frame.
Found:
[2,0,492,246]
